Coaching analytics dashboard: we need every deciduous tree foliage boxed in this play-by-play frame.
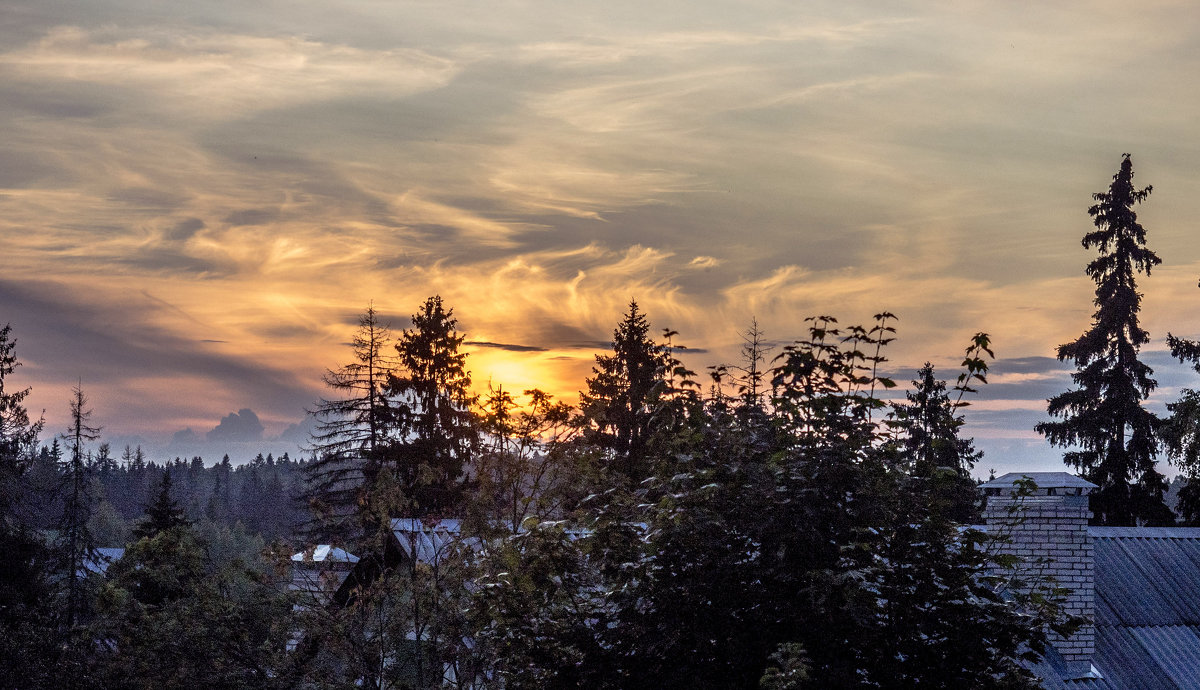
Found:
[475,314,1065,689]
[1036,154,1173,526]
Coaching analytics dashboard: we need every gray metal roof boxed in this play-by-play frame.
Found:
[391,518,467,564]
[1033,528,1200,689]
[980,472,1098,490]
[291,544,359,563]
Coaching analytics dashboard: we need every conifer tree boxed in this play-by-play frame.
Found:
[1036,154,1172,525]
[382,295,478,517]
[57,383,101,629]
[0,324,42,494]
[890,363,983,523]
[578,300,670,482]
[733,317,772,409]
[305,304,396,542]
[0,324,44,565]
[0,325,54,684]
[134,471,189,539]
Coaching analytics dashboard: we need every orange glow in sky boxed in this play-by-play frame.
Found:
[5,1,1200,475]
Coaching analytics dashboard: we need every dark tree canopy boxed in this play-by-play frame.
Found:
[889,363,982,523]
[134,471,189,539]
[1161,308,1200,523]
[382,295,478,518]
[1036,154,1172,526]
[577,300,671,482]
[476,315,1059,689]
[0,324,42,486]
[0,325,55,687]
[304,304,395,543]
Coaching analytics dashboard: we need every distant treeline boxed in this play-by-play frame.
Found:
[20,441,310,545]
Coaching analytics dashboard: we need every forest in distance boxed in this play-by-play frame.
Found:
[5,155,1200,688]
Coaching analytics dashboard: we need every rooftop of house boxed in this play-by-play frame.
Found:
[291,544,359,564]
[82,547,125,576]
[1028,526,1200,689]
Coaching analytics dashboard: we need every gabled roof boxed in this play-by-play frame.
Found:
[291,544,359,564]
[390,518,468,564]
[1031,527,1200,689]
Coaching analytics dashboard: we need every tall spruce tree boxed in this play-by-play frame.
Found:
[0,325,56,687]
[1035,154,1172,525]
[0,324,42,496]
[382,295,478,517]
[134,471,189,539]
[304,304,396,542]
[578,300,670,482]
[57,383,101,629]
[0,324,44,556]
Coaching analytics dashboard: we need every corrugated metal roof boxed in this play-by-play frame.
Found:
[1033,528,1200,688]
[1095,537,1180,626]
[1090,527,1200,539]
[391,518,465,564]
[1093,530,1200,627]
[1089,626,1177,689]
[1131,626,1200,688]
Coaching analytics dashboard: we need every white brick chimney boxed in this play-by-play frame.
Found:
[981,472,1097,679]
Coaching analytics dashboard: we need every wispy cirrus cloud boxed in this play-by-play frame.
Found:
[5,0,1200,477]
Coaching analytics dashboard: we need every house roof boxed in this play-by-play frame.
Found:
[981,472,1098,491]
[291,544,359,563]
[1030,527,1200,689]
[81,547,124,576]
[390,518,468,563]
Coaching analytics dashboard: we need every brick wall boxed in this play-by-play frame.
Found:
[983,492,1094,675]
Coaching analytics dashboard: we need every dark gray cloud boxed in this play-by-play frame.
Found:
[171,428,200,444]
[165,218,206,241]
[336,309,412,330]
[106,187,192,213]
[0,278,320,433]
[0,149,72,189]
[206,408,264,442]
[465,341,548,352]
[108,246,233,278]
[223,208,279,226]
[0,78,125,121]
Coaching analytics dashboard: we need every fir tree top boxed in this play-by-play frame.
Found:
[135,471,190,539]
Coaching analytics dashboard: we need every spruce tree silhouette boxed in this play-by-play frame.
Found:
[134,471,189,539]
[1036,154,1173,526]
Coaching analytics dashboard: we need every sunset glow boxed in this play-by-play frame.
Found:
[6,1,1200,474]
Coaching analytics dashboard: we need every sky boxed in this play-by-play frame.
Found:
[4,0,1200,475]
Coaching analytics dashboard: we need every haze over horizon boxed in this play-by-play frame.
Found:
[5,1,1200,474]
